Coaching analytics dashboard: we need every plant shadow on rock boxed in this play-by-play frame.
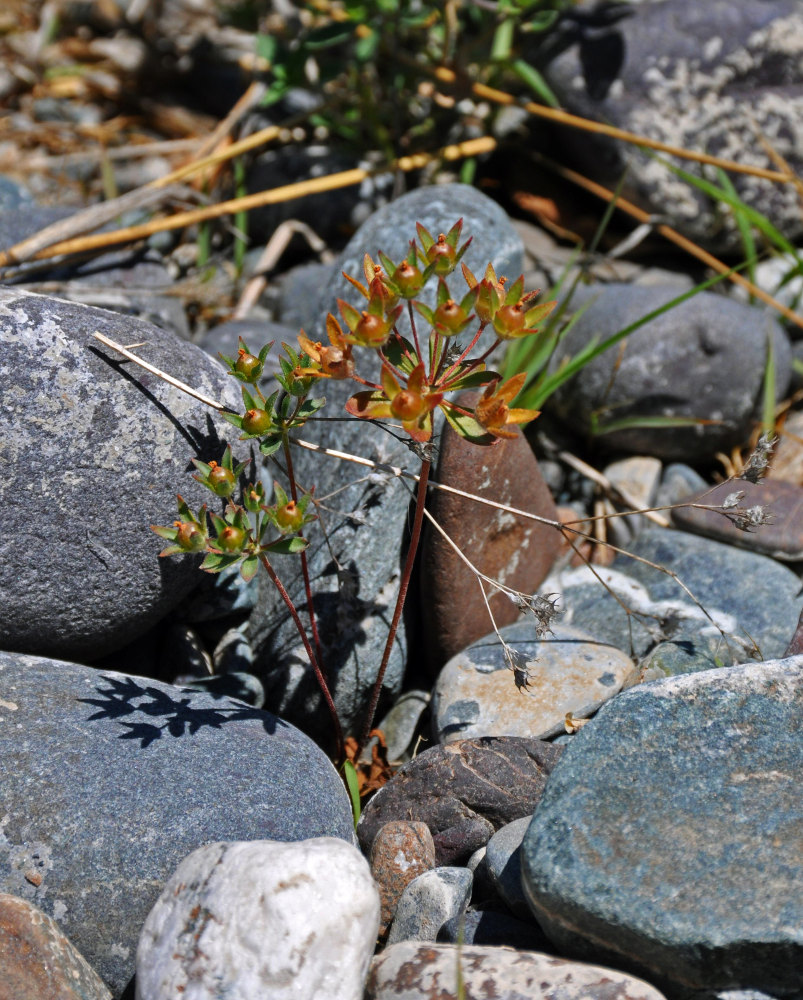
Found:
[77,674,281,749]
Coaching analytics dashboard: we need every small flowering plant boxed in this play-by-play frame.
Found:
[150,218,557,761]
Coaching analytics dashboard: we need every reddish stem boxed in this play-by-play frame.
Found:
[282,437,325,676]
[259,552,344,762]
[356,456,432,755]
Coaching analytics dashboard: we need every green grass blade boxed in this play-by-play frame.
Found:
[590,413,722,436]
[341,760,361,828]
[659,156,801,260]
[716,168,756,293]
[527,264,747,411]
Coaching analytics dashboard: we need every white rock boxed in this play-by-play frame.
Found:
[136,838,380,1000]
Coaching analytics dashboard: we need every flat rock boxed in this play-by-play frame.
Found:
[432,622,633,743]
[136,838,379,1000]
[548,528,803,667]
[522,658,803,996]
[0,287,245,660]
[541,0,803,253]
[357,736,562,866]
[0,653,354,995]
[547,284,790,460]
[419,401,561,674]
[483,817,533,921]
[671,478,803,560]
[366,942,669,1000]
[248,186,525,741]
[0,892,111,1000]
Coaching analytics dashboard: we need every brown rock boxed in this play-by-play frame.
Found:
[0,893,112,1000]
[420,399,562,673]
[365,942,669,1000]
[670,478,803,560]
[356,736,562,866]
[370,821,437,936]
[784,607,803,657]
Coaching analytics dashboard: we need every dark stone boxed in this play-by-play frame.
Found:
[541,0,803,252]
[547,284,791,460]
[431,818,494,868]
[671,478,803,560]
[419,393,562,674]
[0,892,111,1000]
[0,653,354,996]
[0,288,248,660]
[439,906,553,952]
[521,658,803,996]
[357,736,562,862]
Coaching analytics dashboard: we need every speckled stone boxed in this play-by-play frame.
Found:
[432,621,633,742]
[522,658,803,996]
[366,942,670,1000]
[370,821,437,936]
[0,653,354,995]
[541,0,803,253]
[136,839,379,1000]
[385,868,473,946]
[0,287,246,660]
[0,892,111,1000]
[357,737,562,866]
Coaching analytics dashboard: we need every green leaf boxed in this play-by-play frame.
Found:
[441,404,495,444]
[590,413,722,436]
[341,760,361,828]
[509,58,560,108]
[200,552,242,573]
[265,536,309,555]
[443,370,496,392]
[240,555,259,582]
[259,435,284,457]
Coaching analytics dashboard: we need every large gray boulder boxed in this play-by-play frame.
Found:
[0,288,246,660]
[0,653,355,996]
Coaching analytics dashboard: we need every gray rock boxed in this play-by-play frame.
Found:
[0,175,33,212]
[386,867,473,945]
[372,689,430,763]
[484,816,533,920]
[0,653,354,995]
[547,284,791,460]
[318,183,524,361]
[248,186,524,742]
[521,658,803,996]
[366,942,670,1000]
[432,622,634,743]
[136,838,379,1000]
[656,463,709,508]
[0,892,112,1000]
[0,287,247,660]
[548,528,803,668]
[541,0,803,252]
[357,736,563,866]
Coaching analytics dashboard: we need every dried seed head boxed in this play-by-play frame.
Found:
[739,434,777,483]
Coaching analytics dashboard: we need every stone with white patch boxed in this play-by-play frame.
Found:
[541,0,803,251]
[136,838,380,1000]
